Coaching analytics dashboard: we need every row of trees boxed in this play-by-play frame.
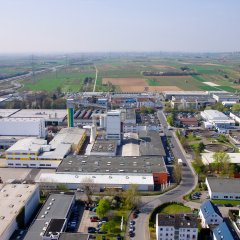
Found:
[4,89,66,109]
[193,151,234,177]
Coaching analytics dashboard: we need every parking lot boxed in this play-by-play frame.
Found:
[66,202,85,233]
[78,210,98,233]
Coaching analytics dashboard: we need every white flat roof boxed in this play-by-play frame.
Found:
[10,109,67,121]
[0,184,38,237]
[37,173,154,186]
[0,117,43,123]
[0,109,19,118]
[6,137,47,153]
[203,110,229,120]
[202,153,240,164]
[50,128,86,149]
[39,143,71,160]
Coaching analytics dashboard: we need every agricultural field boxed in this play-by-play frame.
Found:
[94,56,240,92]
[1,53,240,93]
[21,65,96,92]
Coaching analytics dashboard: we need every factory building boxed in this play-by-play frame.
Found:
[0,184,39,240]
[24,193,75,240]
[49,128,87,153]
[106,110,121,144]
[6,128,87,168]
[9,109,67,125]
[170,95,214,110]
[0,118,46,138]
[201,110,235,133]
[36,155,169,191]
[163,91,209,100]
[212,93,240,103]
[230,112,240,125]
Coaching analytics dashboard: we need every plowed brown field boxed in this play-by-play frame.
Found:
[102,78,147,86]
[120,86,182,92]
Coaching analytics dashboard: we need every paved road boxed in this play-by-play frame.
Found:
[92,65,98,92]
[133,110,197,240]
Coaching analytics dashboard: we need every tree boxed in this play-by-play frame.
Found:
[211,102,228,112]
[101,220,117,234]
[80,177,95,202]
[96,198,111,218]
[166,114,174,126]
[232,103,240,112]
[217,134,228,143]
[123,185,140,210]
[212,151,230,174]
[173,161,182,184]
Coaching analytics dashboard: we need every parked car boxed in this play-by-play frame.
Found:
[129,226,135,232]
[101,217,109,222]
[88,227,96,233]
[130,220,135,226]
[129,232,135,238]
[90,216,99,222]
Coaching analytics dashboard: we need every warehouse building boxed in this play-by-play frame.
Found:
[212,93,240,103]
[170,95,214,110]
[24,193,75,240]
[0,109,19,118]
[202,153,240,165]
[0,136,24,149]
[6,128,87,168]
[49,128,87,153]
[36,155,168,191]
[0,184,39,240]
[163,91,209,100]
[201,110,235,132]
[230,112,240,125]
[206,177,240,200]
[9,109,67,125]
[0,118,46,138]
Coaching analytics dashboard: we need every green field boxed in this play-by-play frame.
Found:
[21,66,95,92]
[1,54,240,93]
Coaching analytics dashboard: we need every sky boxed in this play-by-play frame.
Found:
[0,0,240,53]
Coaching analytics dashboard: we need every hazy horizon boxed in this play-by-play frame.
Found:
[1,0,240,53]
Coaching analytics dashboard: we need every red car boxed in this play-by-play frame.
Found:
[90,216,99,222]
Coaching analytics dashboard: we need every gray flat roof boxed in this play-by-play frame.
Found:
[24,193,75,240]
[57,155,167,174]
[139,131,166,156]
[207,177,240,193]
[91,140,117,153]
[59,233,89,240]
[125,108,136,120]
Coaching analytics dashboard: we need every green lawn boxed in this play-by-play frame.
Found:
[159,204,192,214]
[212,199,240,206]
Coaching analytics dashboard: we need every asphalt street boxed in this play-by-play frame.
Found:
[132,110,197,240]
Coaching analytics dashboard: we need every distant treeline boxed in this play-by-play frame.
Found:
[142,71,199,77]
[0,71,29,81]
